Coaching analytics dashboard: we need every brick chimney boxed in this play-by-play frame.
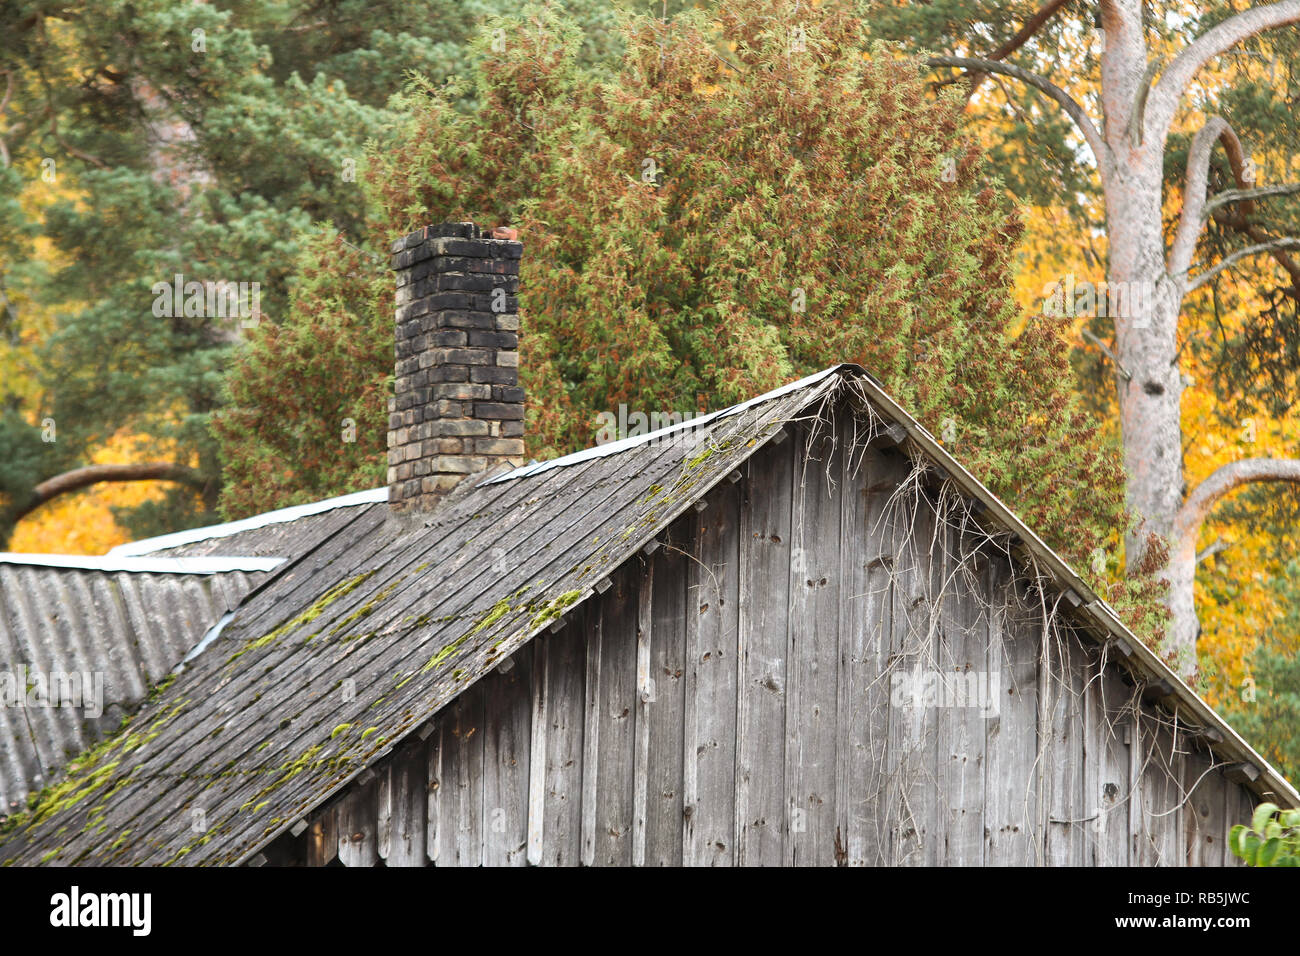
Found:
[388,222,525,511]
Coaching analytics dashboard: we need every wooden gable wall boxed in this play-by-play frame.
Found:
[267,405,1252,866]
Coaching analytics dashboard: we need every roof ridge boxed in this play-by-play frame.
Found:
[107,488,388,557]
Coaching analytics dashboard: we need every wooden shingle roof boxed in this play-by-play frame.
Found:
[0,367,835,864]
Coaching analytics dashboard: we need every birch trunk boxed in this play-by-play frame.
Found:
[931,2,1300,678]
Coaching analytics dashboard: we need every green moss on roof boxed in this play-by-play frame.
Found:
[686,445,715,469]
[324,575,408,642]
[471,598,512,636]
[421,634,469,675]
[229,570,376,662]
[0,689,191,854]
[528,590,583,631]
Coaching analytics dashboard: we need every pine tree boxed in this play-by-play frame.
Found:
[0,0,636,545]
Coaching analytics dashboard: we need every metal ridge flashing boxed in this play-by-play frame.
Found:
[108,487,388,557]
[486,365,848,484]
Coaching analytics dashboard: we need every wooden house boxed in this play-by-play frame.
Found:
[2,222,1294,867]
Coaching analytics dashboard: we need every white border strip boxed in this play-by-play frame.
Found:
[0,553,285,574]
[487,365,845,484]
[108,487,388,557]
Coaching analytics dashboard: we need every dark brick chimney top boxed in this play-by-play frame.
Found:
[387,222,525,511]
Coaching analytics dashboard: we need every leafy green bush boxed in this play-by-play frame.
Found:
[1229,802,1300,866]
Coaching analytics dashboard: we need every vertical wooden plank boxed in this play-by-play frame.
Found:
[307,806,338,867]
[1137,714,1180,866]
[1082,653,1101,866]
[337,779,378,867]
[444,690,485,866]
[841,444,905,866]
[733,438,793,866]
[1223,775,1249,867]
[453,691,485,866]
[933,534,988,866]
[387,740,428,867]
[683,532,700,865]
[1129,707,1148,865]
[926,502,953,867]
[1144,717,1185,868]
[785,422,842,866]
[1166,727,1188,867]
[1033,594,1053,866]
[684,480,741,866]
[884,475,938,866]
[644,524,687,866]
[1170,731,1189,867]
[1093,666,1133,866]
[1198,761,1228,867]
[592,568,638,866]
[1082,653,1101,865]
[541,612,586,866]
[632,557,653,866]
[426,719,443,865]
[983,562,1039,866]
[376,764,393,862]
[1046,629,1087,865]
[526,635,548,866]
[581,611,603,866]
[834,427,859,869]
[1183,748,1217,867]
[482,643,531,866]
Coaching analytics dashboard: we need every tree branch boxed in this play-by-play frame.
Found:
[1147,0,1300,144]
[926,55,1111,181]
[1174,457,1300,548]
[1126,56,1163,146]
[1169,116,1237,279]
[1170,115,1300,292]
[1236,221,1300,290]
[950,0,1074,99]
[49,117,107,169]
[1196,537,1231,564]
[1186,236,1300,291]
[13,462,207,524]
[1205,182,1300,216]
[1081,327,1132,380]
[989,0,1075,62]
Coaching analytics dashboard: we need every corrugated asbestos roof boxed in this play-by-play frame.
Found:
[0,566,260,812]
[0,492,383,814]
[1,364,1294,865]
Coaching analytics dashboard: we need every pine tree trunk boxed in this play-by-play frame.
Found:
[1107,155,1196,673]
